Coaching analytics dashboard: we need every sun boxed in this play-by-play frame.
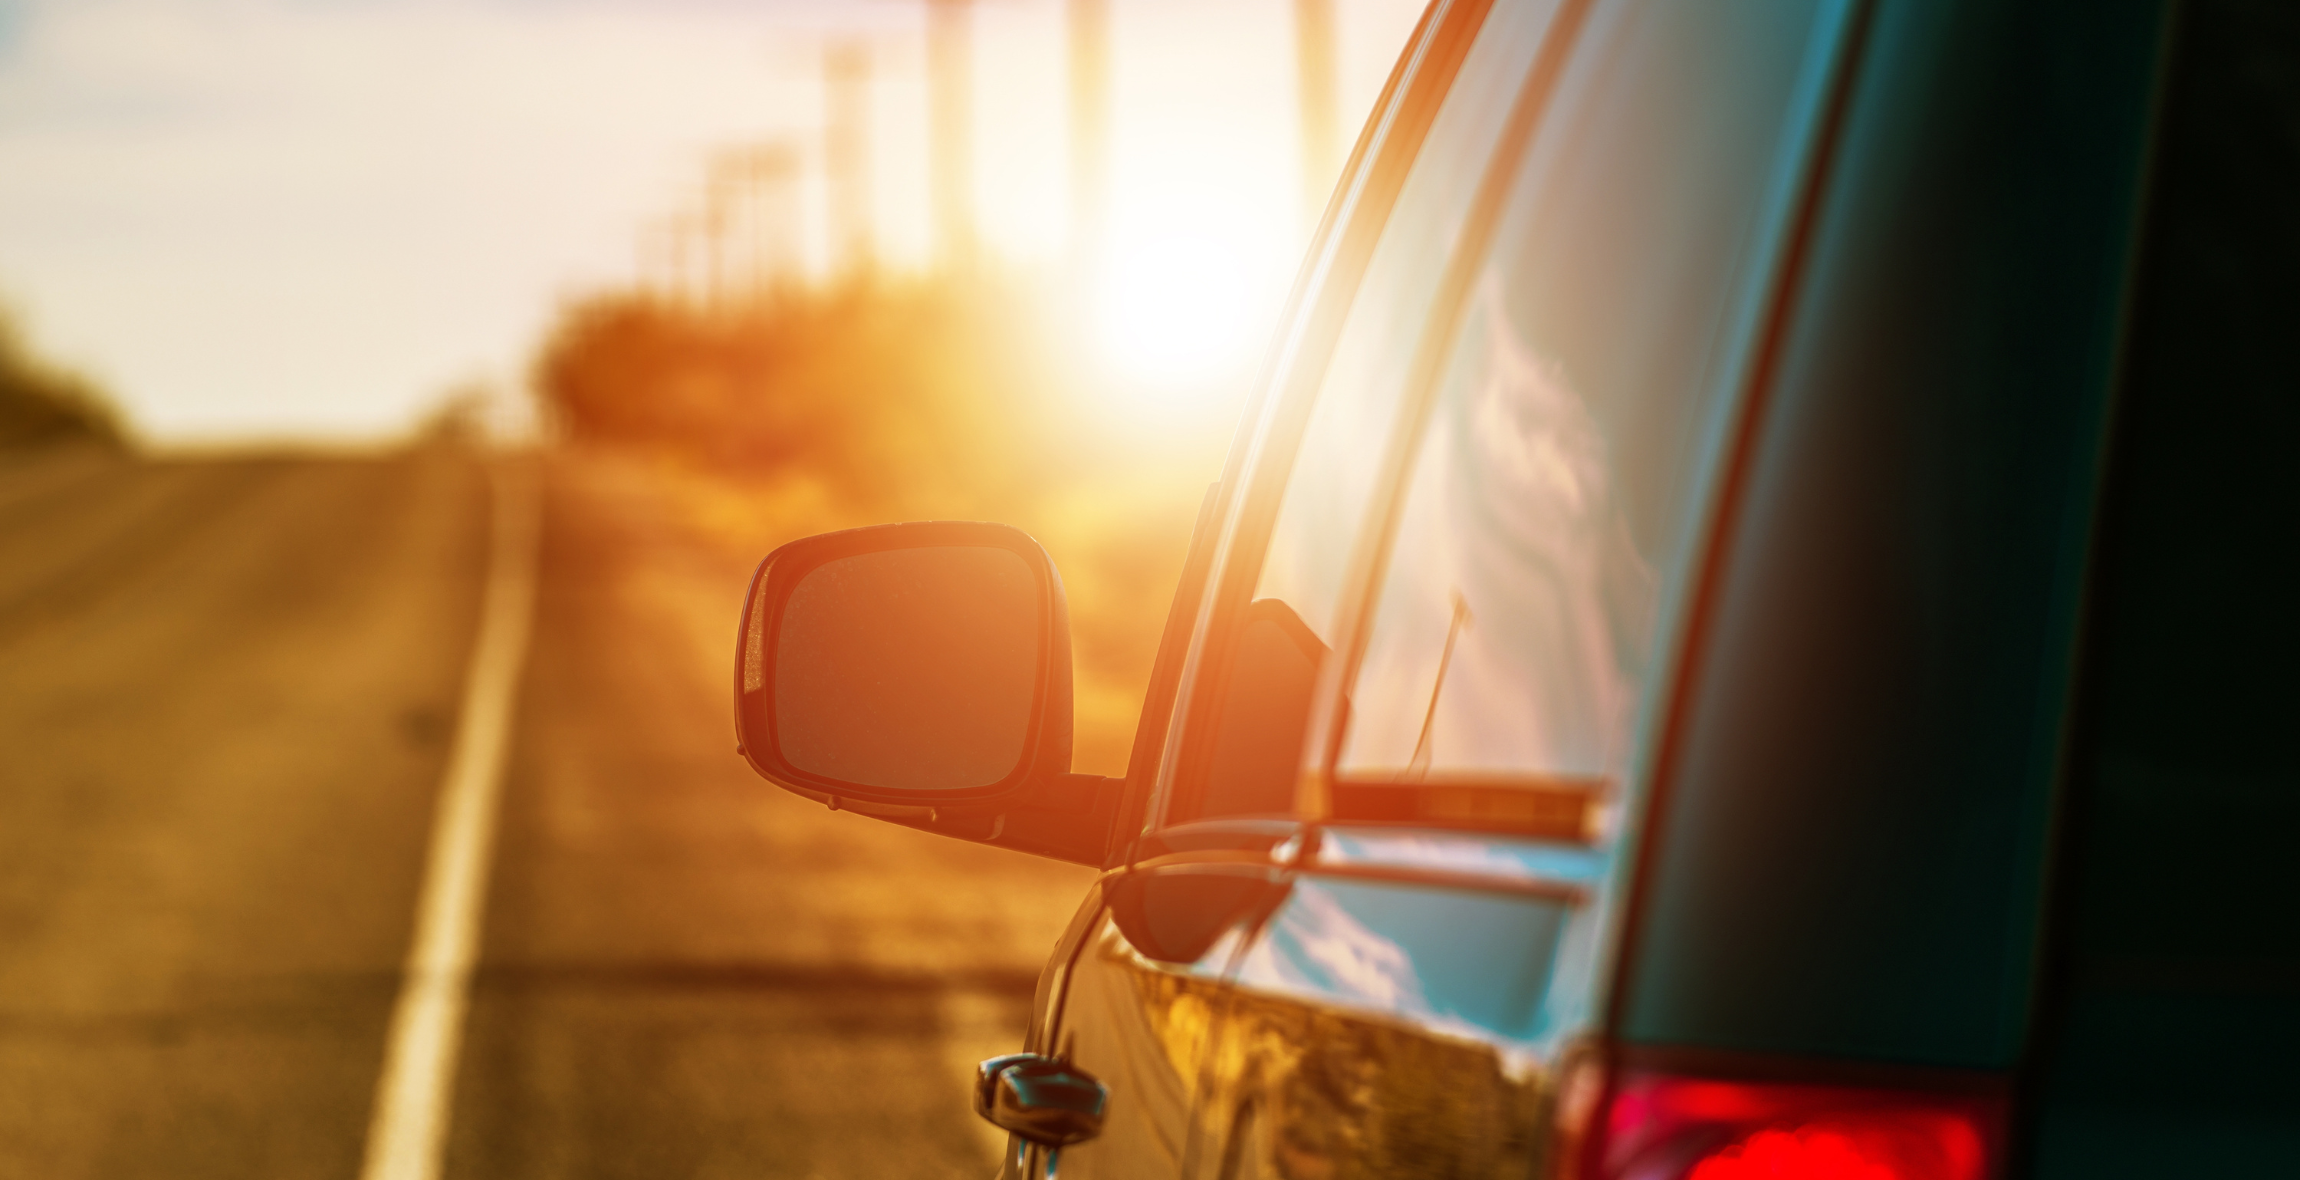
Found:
[1096,231,1253,383]
[1091,220,1283,419]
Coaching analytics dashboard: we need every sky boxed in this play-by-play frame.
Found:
[0,0,1424,444]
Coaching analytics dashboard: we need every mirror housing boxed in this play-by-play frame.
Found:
[733,521,1117,864]
[974,1053,1107,1147]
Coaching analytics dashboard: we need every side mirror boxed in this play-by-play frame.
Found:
[733,521,1117,863]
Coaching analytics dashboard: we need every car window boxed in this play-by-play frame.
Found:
[1331,0,1845,830]
[1173,0,1565,823]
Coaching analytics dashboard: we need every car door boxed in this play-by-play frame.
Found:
[1125,0,1868,1176]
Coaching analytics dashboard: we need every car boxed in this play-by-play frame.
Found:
[728,0,2298,1176]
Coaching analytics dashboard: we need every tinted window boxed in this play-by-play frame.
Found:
[2032,2,2300,1172]
[1335,0,1844,835]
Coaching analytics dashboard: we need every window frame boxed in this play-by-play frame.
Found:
[1108,0,1494,861]
[1135,0,1602,848]
[1130,0,1582,846]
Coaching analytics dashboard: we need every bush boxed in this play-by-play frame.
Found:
[0,311,127,451]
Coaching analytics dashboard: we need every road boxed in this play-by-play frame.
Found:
[0,446,1096,1179]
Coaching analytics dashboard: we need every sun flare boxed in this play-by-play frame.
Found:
[1097,230,1259,383]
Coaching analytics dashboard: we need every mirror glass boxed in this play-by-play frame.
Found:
[774,545,1042,791]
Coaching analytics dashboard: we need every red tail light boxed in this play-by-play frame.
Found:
[1565,1064,2004,1180]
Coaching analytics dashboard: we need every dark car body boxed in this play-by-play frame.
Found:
[731,0,2300,1176]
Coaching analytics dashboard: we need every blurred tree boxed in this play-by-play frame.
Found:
[0,309,128,452]
[531,276,1054,517]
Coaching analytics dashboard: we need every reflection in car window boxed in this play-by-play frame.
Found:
[1186,0,1562,821]
[1253,0,1561,647]
[1337,0,1842,832]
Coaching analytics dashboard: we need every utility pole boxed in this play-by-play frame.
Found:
[824,39,875,277]
[1067,0,1110,289]
[926,0,977,274]
[639,217,677,304]
[699,176,733,310]
[1294,0,1340,229]
[699,144,798,308]
[672,211,708,309]
[726,143,803,297]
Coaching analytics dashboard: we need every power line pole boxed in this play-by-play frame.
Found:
[1294,0,1340,228]
[926,0,977,274]
[728,143,803,297]
[699,174,734,310]
[824,39,875,278]
[673,211,708,310]
[639,217,677,305]
[702,145,797,308]
[1067,0,1110,289]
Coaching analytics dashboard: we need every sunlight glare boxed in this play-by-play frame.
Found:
[1095,228,1261,395]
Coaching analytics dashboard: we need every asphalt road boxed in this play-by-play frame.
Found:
[0,446,1096,1179]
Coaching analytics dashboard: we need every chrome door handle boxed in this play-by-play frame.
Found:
[974,1053,1108,1147]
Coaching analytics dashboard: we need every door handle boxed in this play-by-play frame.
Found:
[974,1053,1108,1147]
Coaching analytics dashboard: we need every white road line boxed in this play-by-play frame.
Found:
[359,460,541,1180]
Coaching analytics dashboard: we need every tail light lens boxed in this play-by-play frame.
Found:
[1565,1065,2004,1180]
